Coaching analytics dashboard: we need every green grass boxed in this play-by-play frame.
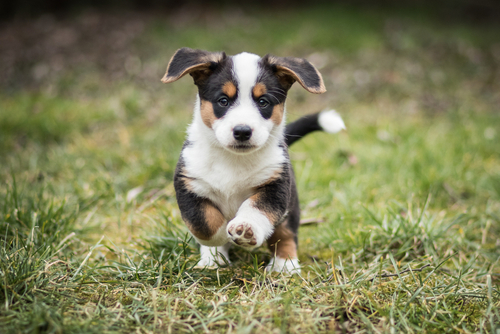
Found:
[1,3,499,333]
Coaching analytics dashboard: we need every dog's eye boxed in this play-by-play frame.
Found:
[258,98,269,108]
[218,97,229,107]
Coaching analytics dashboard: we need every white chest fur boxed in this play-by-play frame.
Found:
[182,137,286,220]
[180,94,287,220]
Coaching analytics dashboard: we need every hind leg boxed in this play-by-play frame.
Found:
[266,222,300,274]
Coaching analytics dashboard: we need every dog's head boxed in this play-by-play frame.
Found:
[162,48,325,154]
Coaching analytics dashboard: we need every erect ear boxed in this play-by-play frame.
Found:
[161,47,226,85]
[262,54,326,94]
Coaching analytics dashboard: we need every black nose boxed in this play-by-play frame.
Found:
[233,125,252,141]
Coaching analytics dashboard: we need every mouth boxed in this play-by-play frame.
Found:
[229,144,257,153]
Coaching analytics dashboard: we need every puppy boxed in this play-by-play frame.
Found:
[162,48,345,274]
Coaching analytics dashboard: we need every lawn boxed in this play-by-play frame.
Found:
[1,3,499,333]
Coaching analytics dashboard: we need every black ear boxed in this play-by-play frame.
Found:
[161,47,226,85]
[262,54,326,94]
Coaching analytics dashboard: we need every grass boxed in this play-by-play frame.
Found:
[1,3,499,333]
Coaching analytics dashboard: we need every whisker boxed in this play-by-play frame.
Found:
[267,89,287,98]
[267,86,286,93]
[267,93,281,104]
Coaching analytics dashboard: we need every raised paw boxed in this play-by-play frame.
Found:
[227,221,258,249]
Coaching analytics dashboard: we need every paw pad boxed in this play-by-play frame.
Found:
[227,222,257,248]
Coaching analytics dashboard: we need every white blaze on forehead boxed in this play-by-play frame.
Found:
[210,52,278,152]
[232,52,261,99]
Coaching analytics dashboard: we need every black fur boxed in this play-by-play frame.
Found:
[252,163,291,224]
[173,155,221,239]
[252,149,300,244]
[255,59,289,119]
[255,99,274,119]
[275,56,322,92]
[287,171,301,244]
[260,54,325,93]
[284,112,323,146]
[197,58,238,119]
[165,48,226,85]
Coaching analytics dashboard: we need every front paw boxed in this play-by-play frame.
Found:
[227,220,258,249]
[195,245,231,269]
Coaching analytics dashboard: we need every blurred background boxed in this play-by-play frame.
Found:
[0,0,500,333]
[2,0,499,141]
[1,0,499,235]
[1,3,499,332]
[2,0,500,93]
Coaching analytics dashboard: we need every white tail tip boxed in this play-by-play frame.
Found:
[318,109,346,134]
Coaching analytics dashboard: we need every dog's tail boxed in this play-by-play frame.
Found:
[285,110,345,146]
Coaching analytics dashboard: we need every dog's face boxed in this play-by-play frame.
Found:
[162,48,325,154]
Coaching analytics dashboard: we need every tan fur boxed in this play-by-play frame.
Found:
[249,195,278,224]
[187,200,225,241]
[178,171,195,193]
[270,103,284,126]
[276,65,326,94]
[161,49,225,83]
[252,82,267,97]
[203,202,226,235]
[254,193,279,223]
[248,166,284,224]
[162,64,209,83]
[267,55,326,94]
[200,100,216,128]
[257,167,283,187]
[267,222,298,259]
[222,82,237,98]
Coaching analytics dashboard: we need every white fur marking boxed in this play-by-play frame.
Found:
[212,52,279,151]
[318,109,346,133]
[193,222,229,247]
[226,199,274,250]
[266,256,301,275]
[196,244,231,268]
[232,52,261,99]
[183,114,286,221]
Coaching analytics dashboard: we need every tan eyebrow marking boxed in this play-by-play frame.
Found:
[252,82,267,97]
[222,82,237,98]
